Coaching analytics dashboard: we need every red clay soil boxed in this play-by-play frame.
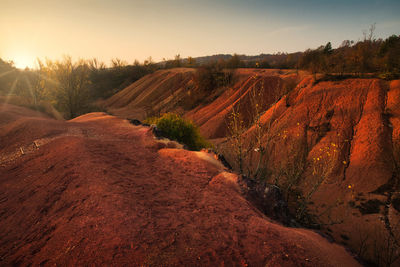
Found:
[185,69,304,139]
[104,68,196,120]
[103,68,304,139]
[215,78,400,265]
[103,68,400,264]
[0,103,359,266]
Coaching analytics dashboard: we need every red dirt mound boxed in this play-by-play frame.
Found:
[0,103,359,266]
[215,78,400,265]
[186,69,301,138]
[103,68,399,264]
[103,68,304,139]
[104,68,196,120]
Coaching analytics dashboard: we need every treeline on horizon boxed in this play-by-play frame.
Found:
[0,57,157,118]
[162,30,400,79]
[0,29,399,119]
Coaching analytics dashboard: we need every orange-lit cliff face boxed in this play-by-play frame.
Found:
[220,77,399,265]
[104,68,304,138]
[0,103,359,266]
[104,68,400,265]
[104,68,197,120]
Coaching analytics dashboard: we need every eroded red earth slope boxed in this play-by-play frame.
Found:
[0,103,359,266]
[103,68,400,264]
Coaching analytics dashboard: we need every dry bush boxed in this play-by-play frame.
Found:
[194,65,233,92]
[296,140,343,224]
[355,223,400,266]
[226,76,300,179]
[227,106,247,173]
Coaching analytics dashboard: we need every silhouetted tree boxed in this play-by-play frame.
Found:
[379,35,400,72]
[46,56,92,118]
[111,58,127,68]
[227,54,242,68]
[186,56,196,67]
[323,42,333,55]
[259,59,271,68]
[174,54,182,67]
[27,59,48,106]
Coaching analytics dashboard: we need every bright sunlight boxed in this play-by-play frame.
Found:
[10,53,34,69]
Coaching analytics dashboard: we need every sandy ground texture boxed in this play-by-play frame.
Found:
[0,103,360,266]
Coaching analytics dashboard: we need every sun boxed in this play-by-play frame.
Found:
[11,54,35,69]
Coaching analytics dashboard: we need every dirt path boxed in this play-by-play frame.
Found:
[0,103,360,266]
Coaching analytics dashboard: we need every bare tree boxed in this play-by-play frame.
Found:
[50,56,92,118]
[111,58,127,68]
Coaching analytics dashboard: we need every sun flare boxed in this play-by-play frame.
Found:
[11,54,35,69]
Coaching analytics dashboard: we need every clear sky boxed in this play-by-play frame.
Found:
[1,0,399,68]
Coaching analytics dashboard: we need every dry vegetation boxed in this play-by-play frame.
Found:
[0,57,155,119]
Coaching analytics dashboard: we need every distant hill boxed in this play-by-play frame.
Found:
[157,52,303,68]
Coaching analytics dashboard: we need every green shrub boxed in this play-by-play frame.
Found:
[143,116,159,125]
[144,113,209,150]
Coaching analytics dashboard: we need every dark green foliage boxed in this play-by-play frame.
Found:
[145,113,209,151]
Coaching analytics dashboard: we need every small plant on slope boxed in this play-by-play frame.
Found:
[144,113,209,151]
